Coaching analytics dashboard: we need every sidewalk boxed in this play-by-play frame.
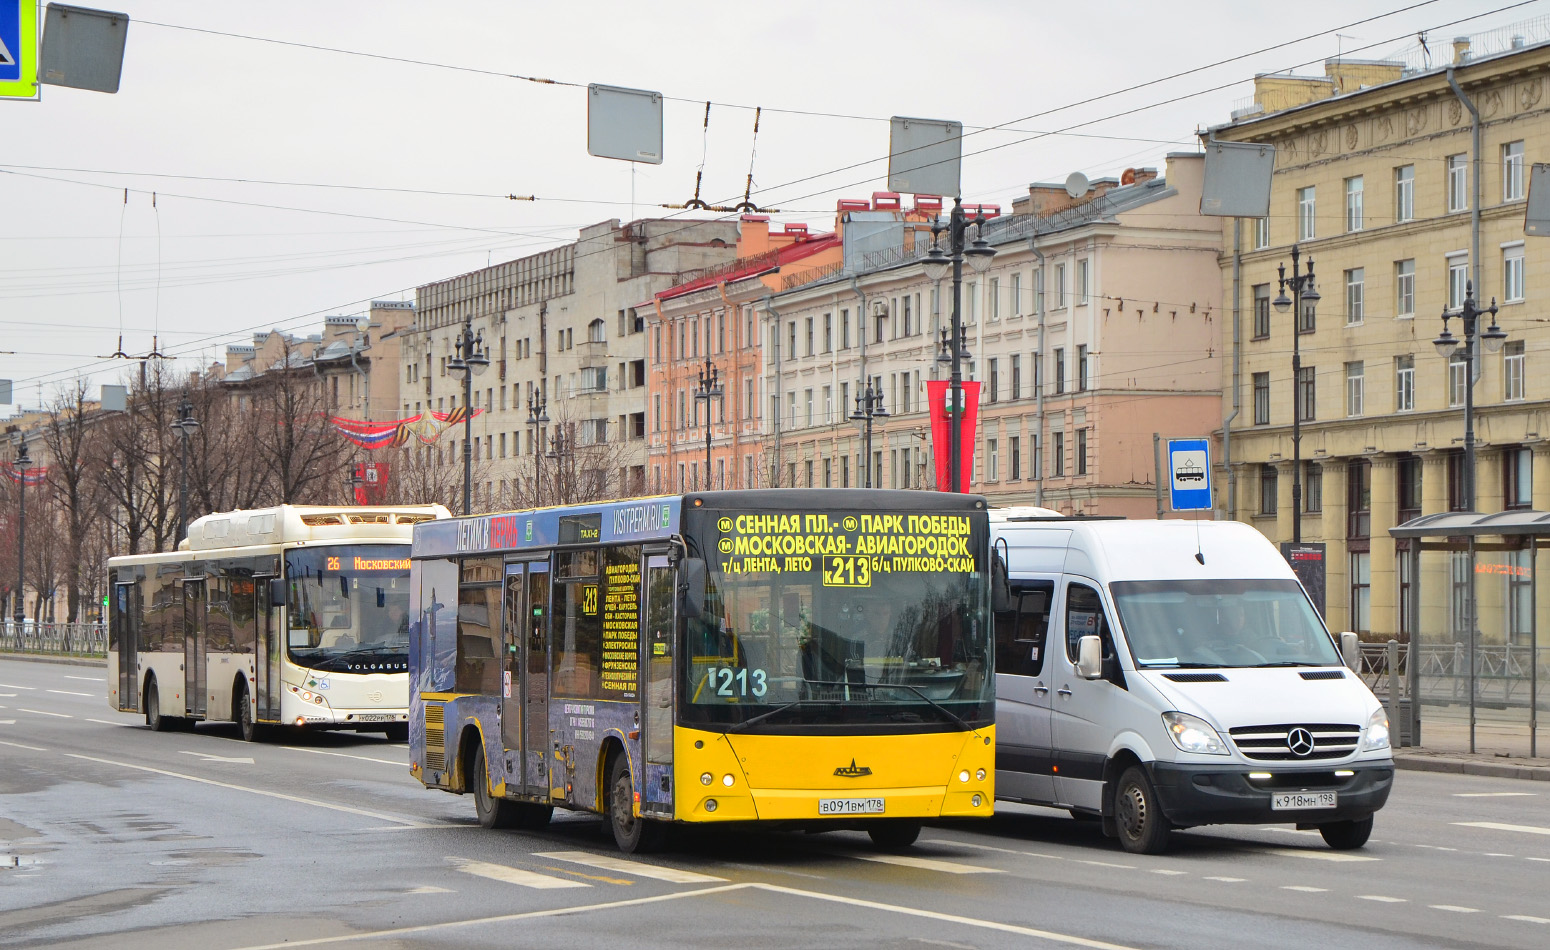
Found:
[1393,716,1550,781]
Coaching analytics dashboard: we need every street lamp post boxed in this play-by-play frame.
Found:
[525,390,550,506]
[1433,281,1505,511]
[922,199,996,493]
[13,440,29,628]
[446,318,491,514]
[693,356,722,489]
[168,397,201,544]
[848,380,890,488]
[1271,244,1321,544]
[546,426,571,503]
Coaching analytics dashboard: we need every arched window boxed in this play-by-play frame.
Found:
[588,318,606,343]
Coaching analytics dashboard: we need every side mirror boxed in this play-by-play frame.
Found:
[1076,635,1103,679]
[268,578,287,608]
[679,558,708,619]
[991,542,1011,614]
[1339,631,1360,671]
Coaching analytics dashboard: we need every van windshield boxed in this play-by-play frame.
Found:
[1108,579,1341,669]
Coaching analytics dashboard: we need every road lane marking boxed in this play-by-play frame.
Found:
[853,853,1003,875]
[1455,821,1550,837]
[1528,857,1550,863]
[63,753,421,826]
[279,745,403,767]
[46,689,92,697]
[1454,792,1535,797]
[1504,915,1550,923]
[1150,869,1188,876]
[534,850,726,883]
[1267,848,1379,862]
[1282,885,1329,892]
[18,708,71,718]
[933,839,1064,860]
[0,693,17,697]
[1430,905,1479,913]
[1075,859,1135,869]
[406,886,452,895]
[179,751,255,765]
[86,718,127,726]
[0,739,46,751]
[1358,895,1407,903]
[450,857,590,889]
[541,865,634,885]
[1204,876,1245,882]
[1484,853,1515,857]
[0,684,37,690]
[64,675,104,682]
[0,719,15,725]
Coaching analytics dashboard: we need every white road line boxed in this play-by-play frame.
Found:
[0,719,14,725]
[1075,859,1136,869]
[1528,857,1550,863]
[1204,876,1245,882]
[0,683,37,690]
[279,745,404,767]
[1150,869,1189,876]
[1484,853,1515,857]
[1430,905,1480,913]
[450,857,590,889]
[0,739,46,751]
[854,853,1004,875]
[86,718,126,726]
[1504,915,1550,924]
[62,753,421,826]
[406,885,452,895]
[1455,821,1550,837]
[1358,895,1407,903]
[178,751,255,765]
[1282,885,1329,893]
[64,675,104,682]
[0,692,17,697]
[534,850,726,884]
[1454,792,1535,797]
[17,707,71,718]
[1267,848,1379,862]
[46,689,92,697]
[933,839,1064,860]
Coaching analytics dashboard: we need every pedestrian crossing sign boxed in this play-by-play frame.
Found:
[0,0,39,100]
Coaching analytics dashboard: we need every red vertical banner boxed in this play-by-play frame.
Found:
[926,380,981,492]
[354,461,390,504]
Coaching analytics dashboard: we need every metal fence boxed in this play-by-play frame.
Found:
[0,621,107,657]
[1357,641,1549,709]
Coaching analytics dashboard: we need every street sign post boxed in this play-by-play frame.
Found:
[0,0,40,100]
[1167,438,1212,511]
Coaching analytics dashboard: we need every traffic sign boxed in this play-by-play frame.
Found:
[1167,439,1212,511]
[0,0,39,100]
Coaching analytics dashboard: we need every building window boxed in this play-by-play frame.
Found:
[1447,451,1467,511]
[1505,340,1526,401]
[1053,430,1065,477]
[1011,354,1022,400]
[823,312,832,352]
[1396,259,1415,317]
[1509,549,1533,645]
[1504,244,1525,303]
[1395,164,1414,223]
[988,359,999,404]
[1010,272,1022,315]
[989,278,1000,321]
[1305,461,1323,513]
[1503,140,1525,202]
[1054,263,1066,309]
[1077,259,1090,305]
[1448,350,1467,408]
[1348,459,1371,539]
[1077,345,1089,392]
[804,317,814,357]
[1447,154,1468,213]
[1053,348,1066,395]
[1253,284,1271,339]
[1253,372,1270,425]
[1345,361,1364,417]
[1398,455,1423,523]
[1345,267,1364,324]
[1254,216,1270,250]
[1448,257,1468,310]
[1260,464,1278,515]
[987,438,999,481]
[1076,428,1088,476]
[1032,432,1042,480]
[1010,435,1022,480]
[1504,446,1533,509]
[1350,552,1371,636]
[1395,354,1415,412]
[1297,186,1316,240]
[840,309,850,349]
[1345,176,1364,231]
[1296,365,1316,422]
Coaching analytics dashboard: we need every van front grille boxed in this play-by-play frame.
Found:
[424,704,446,772]
[1228,722,1360,761]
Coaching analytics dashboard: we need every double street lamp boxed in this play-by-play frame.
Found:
[169,397,200,543]
[922,199,996,493]
[446,320,491,514]
[1433,281,1506,511]
[693,356,722,489]
[1272,244,1320,544]
[848,379,890,488]
[13,440,29,627]
[526,390,550,505]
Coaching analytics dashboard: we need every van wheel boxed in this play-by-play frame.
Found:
[1319,816,1373,850]
[471,746,518,829]
[1113,765,1172,855]
[608,754,665,853]
[867,821,922,851]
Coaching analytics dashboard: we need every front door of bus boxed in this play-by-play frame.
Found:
[254,575,281,722]
[114,582,138,712]
[183,579,207,718]
[640,553,675,814]
[521,560,551,798]
[500,563,526,756]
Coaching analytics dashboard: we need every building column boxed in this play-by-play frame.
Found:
[1476,447,1503,514]
[1369,456,1399,640]
[1421,451,1450,516]
[1274,461,1295,543]
[1532,442,1550,509]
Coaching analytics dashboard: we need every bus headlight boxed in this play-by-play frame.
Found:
[705,799,718,812]
[700,772,714,786]
[1161,711,1228,755]
[958,770,970,783]
[721,774,735,787]
[971,794,983,807]
[1363,707,1391,751]
[976,768,987,782]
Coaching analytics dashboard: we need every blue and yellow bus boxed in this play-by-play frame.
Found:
[407,489,995,851]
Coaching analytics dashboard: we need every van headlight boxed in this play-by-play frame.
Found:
[1161,711,1228,755]
[1363,707,1391,751]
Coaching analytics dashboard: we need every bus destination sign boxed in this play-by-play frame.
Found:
[714,512,975,583]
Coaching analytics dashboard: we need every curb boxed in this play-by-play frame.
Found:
[0,652,107,669]
[1394,754,1550,782]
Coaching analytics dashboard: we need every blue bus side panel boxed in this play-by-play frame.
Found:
[413,497,681,559]
[550,698,640,813]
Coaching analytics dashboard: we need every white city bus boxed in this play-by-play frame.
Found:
[108,504,449,740]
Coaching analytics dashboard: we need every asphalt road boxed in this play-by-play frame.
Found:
[2,655,1547,950]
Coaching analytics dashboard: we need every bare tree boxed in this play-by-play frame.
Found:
[38,382,107,621]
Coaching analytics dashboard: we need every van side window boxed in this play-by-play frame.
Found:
[994,582,1053,677]
[1064,583,1115,662]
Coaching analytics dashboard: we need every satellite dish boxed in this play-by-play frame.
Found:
[1064,172,1090,198]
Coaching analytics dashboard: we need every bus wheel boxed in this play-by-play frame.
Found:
[145,680,172,732]
[1319,816,1373,850]
[608,755,665,854]
[235,682,264,743]
[1113,765,1172,855]
[867,821,922,851]
[471,746,518,830]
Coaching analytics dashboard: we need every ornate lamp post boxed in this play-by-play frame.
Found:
[693,356,723,489]
[525,390,550,507]
[168,397,201,543]
[1433,281,1505,511]
[1271,244,1320,544]
[546,426,572,504]
[848,380,890,489]
[13,439,29,628]
[446,319,491,513]
[922,199,995,493]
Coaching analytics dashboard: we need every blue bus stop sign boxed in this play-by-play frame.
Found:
[1167,439,1212,511]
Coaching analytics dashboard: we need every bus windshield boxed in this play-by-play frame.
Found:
[682,509,992,731]
[284,545,412,674]
[1109,578,1342,669]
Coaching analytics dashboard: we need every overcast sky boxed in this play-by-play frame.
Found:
[0,0,1537,414]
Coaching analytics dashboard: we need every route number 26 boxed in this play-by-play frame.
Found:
[705,666,767,698]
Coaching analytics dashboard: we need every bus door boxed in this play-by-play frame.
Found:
[114,582,139,712]
[254,575,281,722]
[500,562,528,756]
[641,553,675,811]
[521,560,551,798]
[183,578,208,718]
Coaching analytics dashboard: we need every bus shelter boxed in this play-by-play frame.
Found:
[1390,511,1546,757]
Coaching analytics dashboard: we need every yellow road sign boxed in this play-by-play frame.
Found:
[0,0,39,100]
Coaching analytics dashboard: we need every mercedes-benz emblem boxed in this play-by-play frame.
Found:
[1286,727,1315,757]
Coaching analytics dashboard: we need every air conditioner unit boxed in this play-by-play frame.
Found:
[872,300,889,318]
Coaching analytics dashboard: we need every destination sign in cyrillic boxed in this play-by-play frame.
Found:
[714,511,976,579]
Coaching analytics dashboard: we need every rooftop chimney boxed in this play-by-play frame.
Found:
[1453,36,1472,64]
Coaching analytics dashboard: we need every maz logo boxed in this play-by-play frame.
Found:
[834,759,872,778]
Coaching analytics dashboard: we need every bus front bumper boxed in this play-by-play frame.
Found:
[676,784,993,822]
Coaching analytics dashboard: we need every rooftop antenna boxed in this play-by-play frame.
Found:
[1419,31,1432,69]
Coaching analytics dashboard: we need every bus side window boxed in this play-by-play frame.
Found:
[994,582,1052,678]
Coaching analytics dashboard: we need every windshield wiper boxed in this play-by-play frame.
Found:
[1250,660,1327,668]
[801,680,970,731]
[728,699,829,733]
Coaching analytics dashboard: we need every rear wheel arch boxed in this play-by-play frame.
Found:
[457,725,487,795]
[598,737,628,811]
